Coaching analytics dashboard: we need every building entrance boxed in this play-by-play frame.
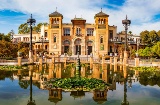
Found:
[88,46,92,55]
[64,46,69,53]
[76,45,81,55]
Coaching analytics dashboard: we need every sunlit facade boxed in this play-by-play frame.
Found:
[13,9,142,57]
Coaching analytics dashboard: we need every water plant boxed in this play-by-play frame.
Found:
[45,77,110,91]
[0,65,22,71]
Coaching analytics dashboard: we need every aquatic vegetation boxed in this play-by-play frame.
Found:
[0,65,23,71]
[130,66,160,72]
[45,77,110,91]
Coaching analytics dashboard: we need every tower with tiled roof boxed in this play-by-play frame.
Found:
[94,8,109,55]
[48,8,63,55]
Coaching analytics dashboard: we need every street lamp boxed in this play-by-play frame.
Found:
[136,39,140,57]
[122,15,131,64]
[39,35,46,58]
[77,38,81,55]
[76,38,81,78]
[10,29,14,42]
[87,46,88,61]
[27,14,36,63]
[111,38,117,56]
[122,15,131,51]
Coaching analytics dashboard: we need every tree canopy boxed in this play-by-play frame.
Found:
[140,30,160,46]
[0,33,29,59]
[18,22,48,34]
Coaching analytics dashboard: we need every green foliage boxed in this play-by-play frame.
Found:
[33,23,48,33]
[140,30,149,44]
[152,42,160,57]
[0,65,22,71]
[18,23,30,34]
[140,30,160,46]
[138,47,153,58]
[128,31,132,35]
[132,66,159,72]
[46,77,110,91]
[0,33,11,42]
[138,70,160,86]
[18,22,48,34]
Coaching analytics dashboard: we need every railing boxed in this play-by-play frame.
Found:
[0,59,17,63]
[0,58,28,63]
[46,57,103,63]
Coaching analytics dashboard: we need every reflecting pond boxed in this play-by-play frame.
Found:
[0,63,160,105]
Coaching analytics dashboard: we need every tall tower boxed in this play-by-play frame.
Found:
[48,9,63,55]
[94,9,109,55]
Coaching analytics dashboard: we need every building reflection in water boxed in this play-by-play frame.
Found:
[93,89,108,104]
[48,88,62,104]
[17,63,143,104]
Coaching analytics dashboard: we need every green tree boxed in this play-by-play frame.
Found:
[0,33,4,40]
[18,22,48,34]
[18,23,30,34]
[33,22,48,33]
[148,30,159,45]
[140,30,159,46]
[128,31,132,35]
[152,42,160,57]
[140,30,149,44]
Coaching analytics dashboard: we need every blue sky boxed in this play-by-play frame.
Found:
[0,0,160,35]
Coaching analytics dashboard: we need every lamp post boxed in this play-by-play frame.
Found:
[39,35,46,59]
[87,47,88,61]
[76,38,81,78]
[27,14,36,63]
[111,38,117,56]
[136,39,140,57]
[10,29,14,42]
[122,15,131,64]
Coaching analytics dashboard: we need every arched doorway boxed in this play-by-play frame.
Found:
[63,40,70,54]
[75,38,81,55]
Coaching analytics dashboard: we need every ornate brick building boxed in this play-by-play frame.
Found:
[40,9,117,56]
[13,9,141,57]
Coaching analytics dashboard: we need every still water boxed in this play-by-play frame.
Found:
[0,63,160,105]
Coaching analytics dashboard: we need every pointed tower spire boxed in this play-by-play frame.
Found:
[126,15,128,19]
[56,7,57,12]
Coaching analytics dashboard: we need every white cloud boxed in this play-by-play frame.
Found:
[0,0,160,34]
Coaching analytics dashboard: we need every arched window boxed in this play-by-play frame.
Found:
[54,36,56,42]
[100,36,103,43]
[104,19,106,24]
[54,18,56,24]
[98,18,100,24]
[51,18,53,24]
[57,18,59,24]
[101,19,103,24]
[76,27,81,35]
[64,40,70,45]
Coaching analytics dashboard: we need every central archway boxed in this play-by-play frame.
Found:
[74,38,81,55]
